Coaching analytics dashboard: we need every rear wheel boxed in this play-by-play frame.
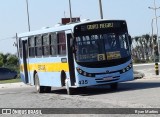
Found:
[44,86,51,93]
[35,73,51,93]
[61,71,66,86]
[110,83,118,90]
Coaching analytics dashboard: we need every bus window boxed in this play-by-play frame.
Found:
[58,32,66,55]
[50,33,57,56]
[35,35,42,57]
[43,34,50,56]
[19,38,22,58]
[29,36,35,57]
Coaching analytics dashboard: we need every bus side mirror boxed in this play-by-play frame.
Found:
[128,35,132,45]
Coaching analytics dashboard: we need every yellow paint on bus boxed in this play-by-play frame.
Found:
[20,62,69,72]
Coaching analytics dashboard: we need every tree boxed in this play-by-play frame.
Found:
[142,34,151,60]
[6,54,18,66]
[0,55,3,67]
[132,34,153,62]
[0,53,18,67]
[0,53,11,65]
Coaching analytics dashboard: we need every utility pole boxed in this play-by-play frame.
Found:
[69,0,72,23]
[99,0,103,19]
[26,0,31,31]
[149,0,160,75]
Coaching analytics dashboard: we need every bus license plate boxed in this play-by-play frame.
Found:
[103,77,113,81]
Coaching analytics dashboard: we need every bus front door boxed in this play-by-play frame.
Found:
[67,34,76,86]
[22,40,29,84]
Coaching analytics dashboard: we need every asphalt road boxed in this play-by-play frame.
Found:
[0,79,160,109]
[0,63,160,116]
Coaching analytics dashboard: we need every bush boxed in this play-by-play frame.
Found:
[0,61,3,67]
[133,58,141,63]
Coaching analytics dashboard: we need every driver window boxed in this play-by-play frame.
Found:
[104,34,112,50]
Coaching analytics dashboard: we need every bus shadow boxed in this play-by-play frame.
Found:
[51,80,160,96]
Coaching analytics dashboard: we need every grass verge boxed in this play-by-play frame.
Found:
[0,78,21,84]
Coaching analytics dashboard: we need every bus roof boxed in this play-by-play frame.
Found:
[17,19,126,38]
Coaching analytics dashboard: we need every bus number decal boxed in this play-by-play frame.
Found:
[97,54,105,61]
[78,80,88,85]
[38,65,46,71]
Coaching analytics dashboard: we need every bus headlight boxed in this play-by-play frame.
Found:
[122,69,126,73]
[79,70,83,74]
[83,72,87,76]
[77,68,83,74]
[129,64,132,68]
[88,74,92,77]
[76,67,95,77]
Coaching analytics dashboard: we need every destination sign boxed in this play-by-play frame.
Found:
[75,21,126,33]
[87,23,113,30]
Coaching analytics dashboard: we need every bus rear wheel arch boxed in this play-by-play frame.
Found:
[34,73,51,93]
[61,70,66,87]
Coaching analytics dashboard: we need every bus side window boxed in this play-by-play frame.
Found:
[19,38,22,58]
[43,34,50,56]
[35,35,42,57]
[57,32,66,55]
[50,33,57,56]
[19,38,28,58]
[29,36,35,57]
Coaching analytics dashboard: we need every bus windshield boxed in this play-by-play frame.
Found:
[75,32,130,62]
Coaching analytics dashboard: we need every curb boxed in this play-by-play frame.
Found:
[0,82,29,89]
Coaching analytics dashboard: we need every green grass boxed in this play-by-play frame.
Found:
[0,78,22,84]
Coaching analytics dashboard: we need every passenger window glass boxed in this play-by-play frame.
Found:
[29,37,35,57]
[35,35,42,56]
[57,32,66,55]
[50,33,57,56]
[19,38,22,58]
[43,34,50,56]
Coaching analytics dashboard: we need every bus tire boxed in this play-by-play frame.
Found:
[61,71,66,86]
[110,83,118,90]
[35,73,45,93]
[77,87,87,91]
[44,86,51,93]
[65,79,74,95]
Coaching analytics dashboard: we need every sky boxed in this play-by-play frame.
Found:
[0,0,160,54]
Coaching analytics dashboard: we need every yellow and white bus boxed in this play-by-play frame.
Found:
[17,19,133,95]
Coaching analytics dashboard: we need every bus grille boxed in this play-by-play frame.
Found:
[95,76,120,83]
